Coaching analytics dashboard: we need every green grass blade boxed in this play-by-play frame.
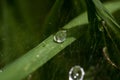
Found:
[93,0,120,68]
[0,12,88,80]
[0,1,119,80]
[93,0,120,28]
[93,0,120,46]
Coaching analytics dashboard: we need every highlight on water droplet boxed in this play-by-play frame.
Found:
[69,65,85,80]
[54,30,67,43]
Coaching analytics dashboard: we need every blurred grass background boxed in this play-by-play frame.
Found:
[0,0,120,80]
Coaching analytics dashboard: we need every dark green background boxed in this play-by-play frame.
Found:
[0,0,120,80]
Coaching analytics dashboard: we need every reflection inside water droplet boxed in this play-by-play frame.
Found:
[54,30,67,43]
[69,65,85,80]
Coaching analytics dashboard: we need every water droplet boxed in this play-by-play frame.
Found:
[98,20,106,32]
[69,65,85,80]
[54,30,67,43]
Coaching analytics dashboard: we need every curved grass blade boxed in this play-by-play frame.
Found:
[0,12,88,80]
[93,0,120,69]
[101,22,120,70]
[0,1,119,80]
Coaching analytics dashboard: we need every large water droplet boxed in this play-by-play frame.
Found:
[69,65,85,80]
[54,30,67,43]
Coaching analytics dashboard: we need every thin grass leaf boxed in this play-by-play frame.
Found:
[0,1,119,80]
[93,0,120,68]
[0,12,88,80]
[93,0,120,30]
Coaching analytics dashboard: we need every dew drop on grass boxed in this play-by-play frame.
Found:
[69,65,85,80]
[99,20,106,32]
[54,30,67,43]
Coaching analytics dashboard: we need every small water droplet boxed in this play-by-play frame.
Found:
[69,65,85,80]
[54,30,67,43]
[98,20,106,32]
